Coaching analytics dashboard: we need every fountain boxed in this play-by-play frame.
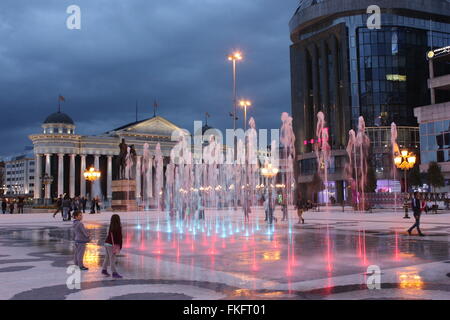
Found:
[315,111,331,204]
[391,122,400,210]
[280,112,296,205]
[344,116,371,211]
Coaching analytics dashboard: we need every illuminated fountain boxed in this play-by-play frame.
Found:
[345,116,371,211]
[314,111,331,205]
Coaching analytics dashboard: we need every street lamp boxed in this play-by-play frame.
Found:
[42,173,54,205]
[261,162,279,224]
[84,167,101,201]
[394,149,416,193]
[228,51,243,131]
[239,99,252,131]
[83,167,101,181]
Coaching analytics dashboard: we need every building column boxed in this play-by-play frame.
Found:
[301,46,311,152]
[310,44,320,120]
[57,154,64,196]
[44,153,52,202]
[136,155,142,201]
[34,154,42,201]
[80,155,86,198]
[330,35,342,146]
[320,40,329,117]
[69,154,76,198]
[107,155,113,202]
[93,155,100,198]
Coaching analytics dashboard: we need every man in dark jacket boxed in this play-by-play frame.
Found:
[408,192,425,236]
[53,195,63,218]
[1,199,7,214]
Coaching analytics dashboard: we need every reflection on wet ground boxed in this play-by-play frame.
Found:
[1,212,450,299]
[4,216,450,279]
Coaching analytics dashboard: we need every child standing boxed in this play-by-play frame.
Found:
[72,212,90,270]
[102,214,123,278]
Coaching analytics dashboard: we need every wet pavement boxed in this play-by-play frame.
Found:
[1,208,450,300]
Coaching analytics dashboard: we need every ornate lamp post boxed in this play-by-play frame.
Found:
[394,149,417,193]
[394,149,416,219]
[42,173,54,205]
[83,167,101,182]
[261,162,279,224]
[84,166,101,199]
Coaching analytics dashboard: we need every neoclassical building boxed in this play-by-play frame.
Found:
[29,111,182,205]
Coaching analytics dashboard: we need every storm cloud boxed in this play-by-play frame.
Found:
[0,0,297,157]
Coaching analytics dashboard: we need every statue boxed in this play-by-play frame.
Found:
[118,138,128,180]
[124,145,137,180]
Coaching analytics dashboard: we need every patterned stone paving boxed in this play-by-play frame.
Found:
[0,208,449,300]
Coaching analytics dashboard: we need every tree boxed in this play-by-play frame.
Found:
[408,165,422,188]
[427,162,445,193]
[365,164,377,193]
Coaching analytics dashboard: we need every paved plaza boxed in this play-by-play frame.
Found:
[0,207,450,300]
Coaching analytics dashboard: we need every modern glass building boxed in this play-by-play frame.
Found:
[289,0,450,202]
[414,46,450,192]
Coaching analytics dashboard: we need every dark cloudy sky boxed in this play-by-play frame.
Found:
[0,0,298,157]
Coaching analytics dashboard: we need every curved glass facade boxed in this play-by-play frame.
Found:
[290,3,450,201]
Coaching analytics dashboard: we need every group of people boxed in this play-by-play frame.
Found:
[1,197,25,214]
[53,194,101,221]
[259,192,307,225]
[72,212,123,278]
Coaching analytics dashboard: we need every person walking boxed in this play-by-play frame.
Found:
[95,196,101,214]
[101,214,123,278]
[262,195,268,222]
[90,198,96,214]
[62,195,72,221]
[281,193,288,221]
[81,197,87,213]
[9,201,14,214]
[72,211,90,270]
[1,199,7,214]
[408,192,425,236]
[17,197,24,214]
[243,197,251,222]
[53,195,63,218]
[198,194,205,220]
[296,196,305,224]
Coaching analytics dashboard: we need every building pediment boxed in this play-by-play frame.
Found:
[110,116,182,137]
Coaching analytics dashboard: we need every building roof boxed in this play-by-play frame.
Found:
[43,112,74,125]
[106,116,182,137]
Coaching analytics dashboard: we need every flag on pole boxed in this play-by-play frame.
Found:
[58,95,65,112]
[153,100,158,117]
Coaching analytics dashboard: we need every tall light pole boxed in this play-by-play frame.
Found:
[228,51,243,131]
[239,99,252,131]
